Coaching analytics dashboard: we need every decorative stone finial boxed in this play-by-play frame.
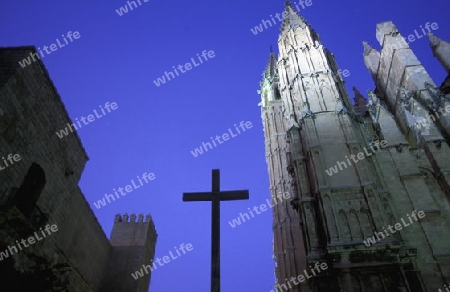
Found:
[363,41,373,56]
[427,33,450,73]
[353,86,366,102]
[352,87,367,116]
[428,33,440,49]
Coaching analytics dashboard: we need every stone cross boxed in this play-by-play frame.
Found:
[183,169,249,292]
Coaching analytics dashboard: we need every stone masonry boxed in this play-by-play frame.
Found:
[101,214,157,292]
[259,3,450,291]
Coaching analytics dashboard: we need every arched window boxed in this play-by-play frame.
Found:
[12,163,46,217]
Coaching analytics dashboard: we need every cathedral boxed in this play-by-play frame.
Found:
[260,2,450,291]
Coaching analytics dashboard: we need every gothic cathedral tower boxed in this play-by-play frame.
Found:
[259,3,450,291]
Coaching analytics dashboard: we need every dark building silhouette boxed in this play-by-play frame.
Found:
[0,46,157,291]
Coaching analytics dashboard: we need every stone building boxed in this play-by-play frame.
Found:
[0,46,157,291]
[259,3,450,291]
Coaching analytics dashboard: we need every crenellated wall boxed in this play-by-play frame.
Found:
[100,213,157,292]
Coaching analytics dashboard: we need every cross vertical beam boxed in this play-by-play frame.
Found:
[211,169,220,292]
[183,169,249,292]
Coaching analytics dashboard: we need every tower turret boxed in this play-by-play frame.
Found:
[258,51,280,108]
[100,213,157,292]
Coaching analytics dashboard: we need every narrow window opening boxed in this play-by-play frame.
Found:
[12,163,46,217]
[274,87,281,100]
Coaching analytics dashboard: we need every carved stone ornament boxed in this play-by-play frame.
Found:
[299,42,309,51]
[335,102,349,115]
[300,104,315,120]
[367,90,379,117]
[363,41,373,56]
[367,90,378,103]
[304,80,315,91]
[398,86,414,112]
[425,82,446,110]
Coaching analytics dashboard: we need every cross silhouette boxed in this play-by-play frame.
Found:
[183,169,249,292]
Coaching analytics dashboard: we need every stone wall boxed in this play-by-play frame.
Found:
[100,213,158,292]
[0,47,111,291]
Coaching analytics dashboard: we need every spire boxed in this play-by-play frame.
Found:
[264,52,278,79]
[353,86,367,116]
[353,87,366,103]
[259,52,280,108]
[281,2,307,32]
[429,33,441,51]
[363,41,374,56]
[363,41,381,82]
[428,33,450,73]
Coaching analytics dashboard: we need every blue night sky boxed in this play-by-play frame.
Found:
[1,0,448,291]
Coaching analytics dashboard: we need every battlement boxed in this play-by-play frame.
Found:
[109,213,157,247]
[102,213,158,291]
[114,213,153,223]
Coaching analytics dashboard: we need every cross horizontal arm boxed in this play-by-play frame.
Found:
[218,190,249,201]
[183,190,249,202]
[183,192,214,201]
